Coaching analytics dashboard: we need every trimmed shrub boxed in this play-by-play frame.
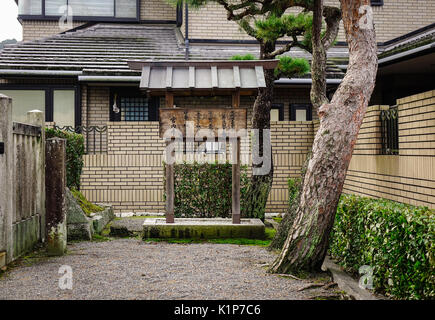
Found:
[164,162,249,218]
[329,194,435,299]
[46,128,85,190]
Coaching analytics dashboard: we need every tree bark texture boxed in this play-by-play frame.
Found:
[269,0,378,273]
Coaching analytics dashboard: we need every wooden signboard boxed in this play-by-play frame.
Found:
[159,107,247,139]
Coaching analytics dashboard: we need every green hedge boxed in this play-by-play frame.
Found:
[165,162,249,218]
[46,128,85,190]
[329,194,435,299]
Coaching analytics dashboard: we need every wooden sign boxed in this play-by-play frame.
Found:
[159,107,247,138]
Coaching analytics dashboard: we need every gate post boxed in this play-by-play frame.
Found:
[0,94,13,266]
[26,110,46,242]
[45,138,67,256]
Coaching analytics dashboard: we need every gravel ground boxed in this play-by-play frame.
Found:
[0,239,338,300]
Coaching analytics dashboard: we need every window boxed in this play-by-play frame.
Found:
[0,86,79,126]
[110,90,159,122]
[380,106,399,155]
[121,96,149,121]
[290,104,312,121]
[18,0,138,20]
[18,0,42,15]
[370,0,384,6]
[0,90,45,123]
[53,90,75,127]
[271,103,284,121]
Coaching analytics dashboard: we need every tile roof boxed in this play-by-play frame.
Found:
[0,23,344,80]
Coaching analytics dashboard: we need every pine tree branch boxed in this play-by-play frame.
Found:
[322,6,341,49]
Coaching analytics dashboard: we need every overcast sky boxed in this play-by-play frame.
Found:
[0,1,22,41]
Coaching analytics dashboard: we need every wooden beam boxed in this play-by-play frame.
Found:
[165,161,175,224]
[140,66,150,89]
[165,92,174,108]
[232,138,241,224]
[232,90,240,108]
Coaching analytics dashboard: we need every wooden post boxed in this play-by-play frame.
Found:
[165,162,175,223]
[165,92,174,108]
[45,138,67,256]
[232,90,240,108]
[165,140,175,224]
[232,137,241,224]
[0,95,13,265]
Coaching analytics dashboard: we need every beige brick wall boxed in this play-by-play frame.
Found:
[343,89,435,209]
[140,0,176,21]
[22,20,85,42]
[81,88,435,212]
[183,0,435,43]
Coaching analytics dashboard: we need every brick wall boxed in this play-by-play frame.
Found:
[22,20,85,42]
[266,121,314,212]
[343,90,435,209]
[140,0,176,21]
[183,0,435,43]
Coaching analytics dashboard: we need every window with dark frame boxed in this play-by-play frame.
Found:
[271,103,284,121]
[17,0,140,21]
[290,104,312,121]
[0,85,80,127]
[380,106,399,155]
[120,96,149,121]
[370,0,384,6]
[110,90,159,122]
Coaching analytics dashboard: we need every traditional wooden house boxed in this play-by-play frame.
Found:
[1,0,434,212]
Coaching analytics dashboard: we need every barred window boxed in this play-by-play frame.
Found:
[380,106,399,155]
[120,96,149,121]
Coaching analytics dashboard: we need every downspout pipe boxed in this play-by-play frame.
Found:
[185,2,189,60]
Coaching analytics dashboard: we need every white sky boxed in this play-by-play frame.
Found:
[0,1,22,41]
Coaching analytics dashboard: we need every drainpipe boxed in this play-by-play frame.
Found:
[185,2,189,60]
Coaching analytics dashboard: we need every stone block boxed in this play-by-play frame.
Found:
[143,218,265,239]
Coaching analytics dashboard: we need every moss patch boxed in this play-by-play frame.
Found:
[71,188,104,216]
[272,217,282,223]
[144,227,276,247]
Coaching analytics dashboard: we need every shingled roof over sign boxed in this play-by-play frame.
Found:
[0,23,344,81]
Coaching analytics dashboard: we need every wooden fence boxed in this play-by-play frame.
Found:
[0,95,45,266]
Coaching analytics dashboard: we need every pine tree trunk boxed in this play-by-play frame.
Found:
[269,0,378,273]
[243,42,275,220]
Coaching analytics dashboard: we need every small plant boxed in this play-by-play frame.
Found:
[46,128,85,190]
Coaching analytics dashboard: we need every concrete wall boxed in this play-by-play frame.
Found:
[343,90,435,208]
[0,95,45,265]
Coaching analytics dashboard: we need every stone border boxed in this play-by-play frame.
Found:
[322,256,383,300]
